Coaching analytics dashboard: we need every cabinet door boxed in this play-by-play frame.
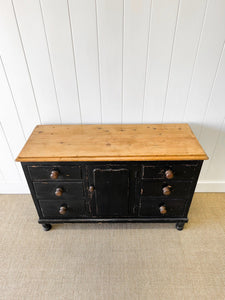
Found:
[93,168,129,217]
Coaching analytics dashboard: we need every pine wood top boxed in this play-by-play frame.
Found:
[16,124,208,162]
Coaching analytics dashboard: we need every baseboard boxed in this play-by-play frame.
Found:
[0,180,224,194]
[0,181,30,194]
[195,181,225,192]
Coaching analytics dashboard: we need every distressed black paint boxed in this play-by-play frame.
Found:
[21,160,203,231]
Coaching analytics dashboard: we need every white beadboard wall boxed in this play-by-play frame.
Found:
[0,0,225,193]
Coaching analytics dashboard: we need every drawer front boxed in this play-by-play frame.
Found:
[28,165,82,181]
[141,180,192,198]
[39,199,85,218]
[143,163,198,180]
[139,197,186,217]
[33,182,84,200]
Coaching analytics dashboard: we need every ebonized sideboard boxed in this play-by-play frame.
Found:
[16,124,208,231]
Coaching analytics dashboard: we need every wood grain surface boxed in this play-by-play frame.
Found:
[16,124,208,162]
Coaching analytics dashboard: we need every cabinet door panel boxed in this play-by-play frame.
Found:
[94,168,129,217]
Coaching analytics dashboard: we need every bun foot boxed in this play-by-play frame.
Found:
[176,221,185,231]
[42,223,52,231]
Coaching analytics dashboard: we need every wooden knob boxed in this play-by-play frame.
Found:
[50,170,59,179]
[162,185,171,196]
[59,206,67,215]
[165,169,174,179]
[55,187,63,197]
[89,185,95,192]
[159,205,167,215]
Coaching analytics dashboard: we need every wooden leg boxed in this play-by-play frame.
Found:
[176,221,185,231]
[42,223,52,231]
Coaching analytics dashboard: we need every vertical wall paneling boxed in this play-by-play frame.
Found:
[0,146,5,181]
[162,0,207,123]
[198,46,225,179]
[0,0,40,138]
[96,0,123,123]
[0,124,21,182]
[206,118,225,182]
[0,124,29,193]
[0,58,26,159]
[40,0,81,123]
[142,0,180,123]
[0,169,4,182]
[183,0,225,137]
[12,0,61,124]
[123,0,151,123]
[1,1,225,192]
[68,0,102,123]
[0,59,26,181]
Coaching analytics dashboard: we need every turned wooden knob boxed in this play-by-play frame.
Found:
[165,169,174,179]
[55,187,63,197]
[162,185,172,196]
[159,205,167,215]
[59,206,67,215]
[50,170,59,179]
[89,185,95,192]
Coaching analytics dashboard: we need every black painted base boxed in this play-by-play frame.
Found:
[176,221,185,231]
[42,223,52,231]
[39,217,188,224]
[39,219,188,231]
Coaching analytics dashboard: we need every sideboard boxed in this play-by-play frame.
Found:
[16,124,208,231]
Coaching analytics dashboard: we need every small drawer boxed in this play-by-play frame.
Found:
[139,197,186,217]
[39,199,85,218]
[28,165,82,181]
[33,182,84,200]
[141,180,192,198]
[143,163,198,180]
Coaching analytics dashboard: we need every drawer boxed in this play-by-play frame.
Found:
[39,199,85,218]
[143,163,198,180]
[28,165,82,181]
[141,180,192,198]
[139,197,186,217]
[33,182,84,200]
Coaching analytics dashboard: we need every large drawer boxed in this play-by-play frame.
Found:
[33,182,84,200]
[142,162,198,180]
[39,199,85,218]
[28,165,82,181]
[139,197,186,217]
[141,179,192,198]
